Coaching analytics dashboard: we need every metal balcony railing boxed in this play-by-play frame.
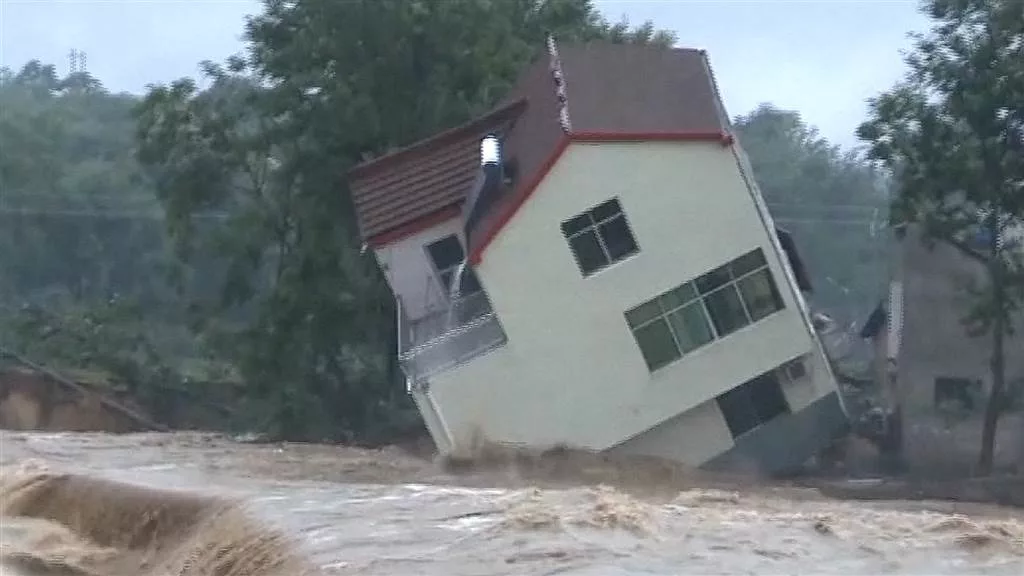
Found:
[398,290,507,384]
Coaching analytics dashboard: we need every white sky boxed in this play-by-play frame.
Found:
[0,0,930,148]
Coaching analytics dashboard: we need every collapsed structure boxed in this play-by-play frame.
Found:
[349,40,849,474]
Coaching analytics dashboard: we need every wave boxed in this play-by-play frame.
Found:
[0,461,316,576]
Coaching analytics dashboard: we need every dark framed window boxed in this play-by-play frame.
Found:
[624,248,786,372]
[425,235,481,297]
[716,370,790,439]
[934,377,981,412]
[695,248,785,337]
[560,198,639,276]
[780,357,808,382]
[625,282,715,371]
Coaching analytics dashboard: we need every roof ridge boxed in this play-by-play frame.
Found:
[350,98,528,179]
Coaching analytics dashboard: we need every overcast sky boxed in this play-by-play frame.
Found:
[0,0,929,148]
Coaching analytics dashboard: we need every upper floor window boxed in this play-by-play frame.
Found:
[560,198,639,276]
[426,235,481,297]
[624,248,785,372]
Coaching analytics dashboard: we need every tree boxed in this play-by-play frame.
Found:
[736,105,890,327]
[857,0,1024,475]
[134,0,675,442]
[0,60,212,426]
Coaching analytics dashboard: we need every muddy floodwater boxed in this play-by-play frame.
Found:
[1,432,1023,575]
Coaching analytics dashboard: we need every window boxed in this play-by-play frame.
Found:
[426,235,481,297]
[560,198,639,276]
[624,248,785,372]
[780,357,808,382]
[716,370,791,439]
[934,377,981,412]
[625,282,715,371]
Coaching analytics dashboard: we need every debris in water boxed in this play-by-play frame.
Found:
[813,517,834,535]
[672,488,741,506]
[499,485,656,536]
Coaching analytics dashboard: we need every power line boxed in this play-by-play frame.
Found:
[767,202,885,213]
[0,206,227,220]
[775,217,877,226]
[0,207,881,227]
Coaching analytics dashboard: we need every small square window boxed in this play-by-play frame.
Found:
[425,234,479,297]
[599,216,639,261]
[568,230,609,273]
[561,198,639,276]
[782,358,807,381]
[427,235,464,271]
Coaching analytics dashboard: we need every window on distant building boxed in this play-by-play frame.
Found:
[934,376,981,412]
[426,235,481,297]
[716,370,791,439]
[560,198,639,276]
[624,248,785,371]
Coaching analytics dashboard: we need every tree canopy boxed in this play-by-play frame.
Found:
[857,0,1024,474]
[736,104,890,328]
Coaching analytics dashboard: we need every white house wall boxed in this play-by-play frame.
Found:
[373,218,464,321]
[427,141,835,460]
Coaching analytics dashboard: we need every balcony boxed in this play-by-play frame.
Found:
[398,290,507,384]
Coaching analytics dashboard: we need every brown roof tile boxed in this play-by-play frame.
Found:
[349,99,527,243]
[348,41,730,252]
[556,43,725,135]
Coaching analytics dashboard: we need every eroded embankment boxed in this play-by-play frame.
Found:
[0,461,314,576]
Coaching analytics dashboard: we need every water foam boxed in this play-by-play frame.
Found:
[0,462,316,576]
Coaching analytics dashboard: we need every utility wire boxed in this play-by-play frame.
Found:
[0,204,883,224]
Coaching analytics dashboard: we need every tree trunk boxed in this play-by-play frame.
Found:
[977,263,1007,476]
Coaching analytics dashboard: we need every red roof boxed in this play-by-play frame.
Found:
[348,42,732,256]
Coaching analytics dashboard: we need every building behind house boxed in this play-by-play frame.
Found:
[349,40,849,475]
[861,223,1024,475]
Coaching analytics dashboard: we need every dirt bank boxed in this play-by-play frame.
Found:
[0,369,150,433]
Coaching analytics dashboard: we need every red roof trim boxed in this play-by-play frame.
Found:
[467,130,734,265]
[349,99,528,180]
[468,135,572,265]
[367,203,462,249]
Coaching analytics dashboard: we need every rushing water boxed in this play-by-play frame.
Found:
[1,431,1023,575]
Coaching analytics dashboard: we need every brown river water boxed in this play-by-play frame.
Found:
[1,431,1022,575]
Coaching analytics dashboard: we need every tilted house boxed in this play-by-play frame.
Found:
[349,40,849,474]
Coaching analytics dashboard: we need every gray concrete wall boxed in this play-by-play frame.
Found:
[895,225,1024,474]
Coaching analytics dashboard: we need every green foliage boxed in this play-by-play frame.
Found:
[0,61,210,426]
[736,104,890,324]
[135,0,676,443]
[857,0,1024,474]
